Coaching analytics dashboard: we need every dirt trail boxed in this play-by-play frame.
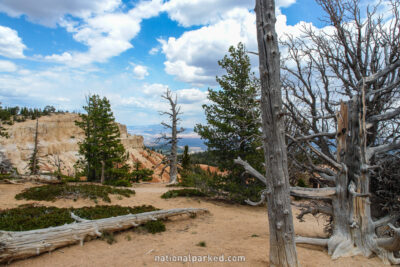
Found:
[0,183,385,267]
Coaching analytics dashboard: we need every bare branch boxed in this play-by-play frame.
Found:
[367,142,400,160]
[369,107,400,123]
[348,181,370,198]
[295,236,329,247]
[245,189,270,206]
[376,224,400,252]
[234,157,267,186]
[363,59,400,84]
[290,186,336,199]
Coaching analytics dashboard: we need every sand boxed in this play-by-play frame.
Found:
[0,183,386,267]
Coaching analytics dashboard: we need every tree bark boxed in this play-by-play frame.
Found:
[255,0,299,266]
[0,208,208,264]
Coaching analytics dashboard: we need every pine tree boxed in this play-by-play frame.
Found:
[181,145,191,170]
[195,42,262,171]
[28,118,40,174]
[75,95,128,183]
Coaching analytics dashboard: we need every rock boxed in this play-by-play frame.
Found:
[0,113,169,182]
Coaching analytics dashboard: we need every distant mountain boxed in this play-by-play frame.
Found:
[127,125,207,152]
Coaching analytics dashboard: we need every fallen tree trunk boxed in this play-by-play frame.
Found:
[0,208,208,264]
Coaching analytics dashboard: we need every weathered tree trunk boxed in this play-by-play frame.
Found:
[160,89,183,184]
[255,0,299,266]
[0,208,208,264]
[170,106,178,184]
[296,95,400,264]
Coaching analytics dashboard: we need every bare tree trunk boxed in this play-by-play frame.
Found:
[0,208,208,264]
[160,89,183,184]
[255,0,298,265]
[296,96,400,265]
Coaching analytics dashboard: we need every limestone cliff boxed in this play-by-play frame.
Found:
[0,113,169,182]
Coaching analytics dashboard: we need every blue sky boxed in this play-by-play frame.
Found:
[0,0,326,128]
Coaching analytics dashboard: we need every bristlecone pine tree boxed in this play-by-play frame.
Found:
[75,95,128,183]
[234,0,299,266]
[280,0,400,264]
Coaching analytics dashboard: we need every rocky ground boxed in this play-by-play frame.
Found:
[0,183,386,267]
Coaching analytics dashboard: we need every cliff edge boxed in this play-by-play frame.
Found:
[0,113,169,182]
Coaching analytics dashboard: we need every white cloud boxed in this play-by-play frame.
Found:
[177,88,208,104]
[0,0,121,27]
[132,65,149,80]
[40,0,164,67]
[0,60,17,72]
[0,26,26,58]
[149,47,160,55]
[142,83,168,96]
[160,8,258,86]
[161,0,295,27]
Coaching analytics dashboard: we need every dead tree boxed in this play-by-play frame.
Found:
[280,0,400,264]
[28,118,40,175]
[159,89,184,184]
[235,0,299,266]
[48,153,64,179]
[0,208,208,264]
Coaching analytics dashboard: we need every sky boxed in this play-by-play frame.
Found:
[0,0,326,128]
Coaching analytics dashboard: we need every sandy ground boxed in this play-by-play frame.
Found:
[0,183,386,267]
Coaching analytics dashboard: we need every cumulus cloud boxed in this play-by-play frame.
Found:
[0,0,121,27]
[176,88,208,104]
[132,65,149,80]
[0,60,17,72]
[160,8,258,86]
[161,0,295,27]
[142,83,168,96]
[0,26,26,58]
[38,0,163,66]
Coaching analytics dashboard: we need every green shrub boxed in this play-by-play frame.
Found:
[0,204,159,231]
[73,205,158,220]
[101,231,116,244]
[161,189,207,199]
[15,184,135,203]
[0,173,18,180]
[143,220,166,234]
[0,205,73,231]
[197,241,206,247]
[297,178,307,187]
[104,179,131,187]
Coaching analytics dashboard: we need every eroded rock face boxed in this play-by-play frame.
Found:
[0,113,169,182]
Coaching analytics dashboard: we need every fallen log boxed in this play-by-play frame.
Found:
[0,207,209,264]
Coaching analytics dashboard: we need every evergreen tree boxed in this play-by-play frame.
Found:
[75,95,128,183]
[194,43,264,203]
[28,119,40,174]
[195,42,263,171]
[181,145,191,170]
